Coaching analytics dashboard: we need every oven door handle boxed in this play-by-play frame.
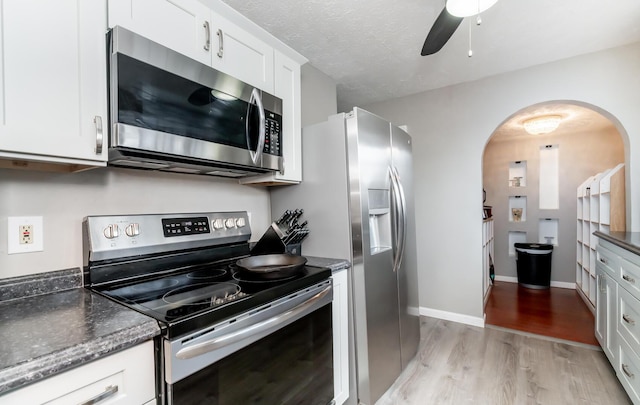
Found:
[176,285,331,360]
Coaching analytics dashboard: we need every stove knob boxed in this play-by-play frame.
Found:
[212,218,225,230]
[235,217,246,228]
[125,223,140,237]
[103,224,120,239]
[225,218,236,229]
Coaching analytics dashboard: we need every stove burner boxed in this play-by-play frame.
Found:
[186,268,227,280]
[163,282,244,306]
[130,278,180,291]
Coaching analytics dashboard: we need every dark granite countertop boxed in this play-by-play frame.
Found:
[0,271,160,395]
[305,256,350,273]
[594,231,640,257]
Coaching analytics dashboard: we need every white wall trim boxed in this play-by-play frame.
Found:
[419,307,485,328]
[494,275,576,290]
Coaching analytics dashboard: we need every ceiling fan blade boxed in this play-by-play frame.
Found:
[421,7,464,56]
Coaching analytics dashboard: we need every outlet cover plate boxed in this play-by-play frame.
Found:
[8,216,43,254]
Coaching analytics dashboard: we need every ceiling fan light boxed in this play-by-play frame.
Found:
[446,0,499,17]
[523,115,562,135]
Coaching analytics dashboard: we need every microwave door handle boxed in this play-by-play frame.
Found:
[247,88,266,165]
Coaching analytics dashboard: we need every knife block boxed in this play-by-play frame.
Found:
[250,223,302,256]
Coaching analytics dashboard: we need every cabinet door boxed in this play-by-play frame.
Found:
[331,269,350,405]
[210,13,274,93]
[239,51,301,186]
[0,0,107,164]
[596,268,617,364]
[108,0,212,66]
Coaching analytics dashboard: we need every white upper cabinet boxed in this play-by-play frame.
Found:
[108,0,212,66]
[240,50,301,185]
[109,0,274,92]
[210,13,275,93]
[0,0,108,169]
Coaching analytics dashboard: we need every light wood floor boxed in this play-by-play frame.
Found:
[376,317,630,405]
[485,281,598,346]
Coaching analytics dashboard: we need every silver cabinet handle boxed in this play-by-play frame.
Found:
[94,116,103,155]
[216,29,224,58]
[599,257,607,264]
[176,286,331,359]
[623,274,636,284]
[78,385,118,405]
[623,314,635,325]
[623,364,635,379]
[203,21,211,51]
[246,88,265,165]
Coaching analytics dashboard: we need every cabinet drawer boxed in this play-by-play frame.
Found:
[0,341,155,405]
[619,336,640,404]
[597,245,619,278]
[619,287,640,350]
[621,256,640,299]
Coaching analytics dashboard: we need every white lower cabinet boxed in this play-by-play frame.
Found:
[332,268,349,405]
[596,237,640,405]
[596,267,617,364]
[0,341,155,405]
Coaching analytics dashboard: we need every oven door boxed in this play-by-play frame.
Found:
[163,280,334,405]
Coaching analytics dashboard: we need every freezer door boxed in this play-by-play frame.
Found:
[347,108,402,405]
[391,125,421,369]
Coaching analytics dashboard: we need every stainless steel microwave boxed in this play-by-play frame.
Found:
[107,26,283,178]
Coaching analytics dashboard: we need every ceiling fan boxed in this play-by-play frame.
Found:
[421,0,499,56]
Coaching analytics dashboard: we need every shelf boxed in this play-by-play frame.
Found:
[508,161,527,187]
[538,218,558,245]
[508,231,527,256]
[508,196,527,222]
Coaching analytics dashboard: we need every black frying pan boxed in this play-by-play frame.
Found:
[236,254,307,280]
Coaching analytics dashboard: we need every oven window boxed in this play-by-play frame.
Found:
[170,304,333,405]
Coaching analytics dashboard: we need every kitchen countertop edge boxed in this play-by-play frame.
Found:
[0,318,159,395]
[594,231,640,256]
[305,256,350,273]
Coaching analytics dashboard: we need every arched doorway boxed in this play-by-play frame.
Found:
[481,101,628,344]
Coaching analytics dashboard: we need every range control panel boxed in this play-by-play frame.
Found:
[162,217,210,237]
[84,211,251,262]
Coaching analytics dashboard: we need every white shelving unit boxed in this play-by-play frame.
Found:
[576,164,625,309]
[483,218,494,304]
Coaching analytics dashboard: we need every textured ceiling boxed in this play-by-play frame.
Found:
[221,0,640,113]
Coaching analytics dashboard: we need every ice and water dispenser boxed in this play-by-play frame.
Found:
[368,188,392,254]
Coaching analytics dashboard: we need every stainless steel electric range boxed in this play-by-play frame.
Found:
[83,212,334,405]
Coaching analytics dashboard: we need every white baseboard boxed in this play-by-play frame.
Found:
[493,275,576,290]
[419,307,485,328]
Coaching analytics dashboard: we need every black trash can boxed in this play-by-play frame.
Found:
[514,243,554,289]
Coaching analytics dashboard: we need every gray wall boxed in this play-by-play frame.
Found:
[364,43,639,321]
[300,63,338,127]
[0,168,271,279]
[483,127,624,284]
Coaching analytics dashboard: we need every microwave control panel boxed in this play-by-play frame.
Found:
[263,112,282,156]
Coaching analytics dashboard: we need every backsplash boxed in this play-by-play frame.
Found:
[0,167,271,279]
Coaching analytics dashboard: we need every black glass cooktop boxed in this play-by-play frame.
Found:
[93,260,331,339]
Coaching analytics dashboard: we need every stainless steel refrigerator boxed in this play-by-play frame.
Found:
[270,107,420,405]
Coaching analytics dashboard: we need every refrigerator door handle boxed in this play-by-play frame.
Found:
[390,166,407,273]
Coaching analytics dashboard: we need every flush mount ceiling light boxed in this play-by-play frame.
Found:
[446,0,499,17]
[523,115,562,135]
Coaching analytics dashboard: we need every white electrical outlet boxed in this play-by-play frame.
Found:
[8,216,43,254]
